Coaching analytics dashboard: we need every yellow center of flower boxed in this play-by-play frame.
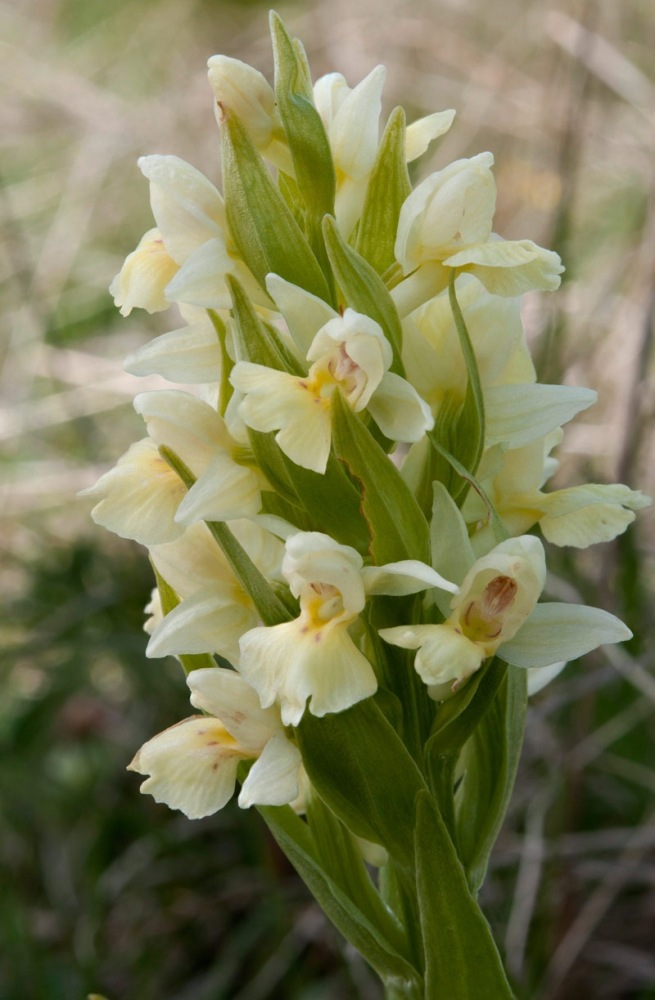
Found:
[303,345,366,407]
[297,583,351,642]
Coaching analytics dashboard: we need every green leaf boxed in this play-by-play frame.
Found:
[206,309,234,417]
[424,660,508,843]
[205,519,294,625]
[227,273,304,374]
[158,446,292,627]
[414,791,516,999]
[456,666,527,895]
[446,273,485,502]
[306,793,412,961]
[356,106,411,277]
[259,803,422,989]
[427,659,507,759]
[220,104,331,303]
[428,439,508,545]
[425,276,486,505]
[331,392,430,564]
[270,12,336,299]
[278,450,371,555]
[297,695,430,872]
[323,215,405,375]
[151,565,217,676]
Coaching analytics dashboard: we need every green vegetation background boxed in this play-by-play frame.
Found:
[1,0,653,997]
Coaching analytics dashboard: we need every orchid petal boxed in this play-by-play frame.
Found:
[138,154,226,264]
[367,371,434,442]
[123,319,223,383]
[405,110,456,162]
[485,384,597,449]
[238,733,302,807]
[127,716,244,819]
[499,603,632,669]
[362,559,457,596]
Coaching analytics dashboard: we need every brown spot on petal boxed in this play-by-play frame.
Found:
[481,576,517,619]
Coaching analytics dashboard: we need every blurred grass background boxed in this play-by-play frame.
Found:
[1,0,654,997]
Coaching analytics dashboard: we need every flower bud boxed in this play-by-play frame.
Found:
[109,228,178,316]
[395,152,496,272]
[207,55,278,149]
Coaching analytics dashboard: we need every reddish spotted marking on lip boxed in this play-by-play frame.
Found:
[481,575,517,619]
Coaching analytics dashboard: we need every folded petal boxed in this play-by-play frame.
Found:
[188,667,281,748]
[207,56,278,149]
[134,389,231,475]
[165,237,269,310]
[138,154,226,263]
[395,153,495,271]
[367,371,434,442]
[330,65,386,179]
[238,732,302,808]
[282,532,365,610]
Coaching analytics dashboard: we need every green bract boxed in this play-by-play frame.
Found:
[84,10,651,999]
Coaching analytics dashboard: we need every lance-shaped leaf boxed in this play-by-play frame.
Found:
[356,107,411,277]
[270,12,336,292]
[332,391,430,564]
[306,793,412,962]
[323,215,405,375]
[297,695,430,872]
[227,274,307,503]
[159,445,292,627]
[227,273,303,373]
[448,273,485,497]
[455,666,527,895]
[279,450,371,555]
[259,803,422,989]
[207,310,235,415]
[423,660,508,842]
[425,276,485,505]
[221,104,331,302]
[414,791,516,999]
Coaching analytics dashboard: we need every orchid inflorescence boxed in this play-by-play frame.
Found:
[83,12,649,996]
